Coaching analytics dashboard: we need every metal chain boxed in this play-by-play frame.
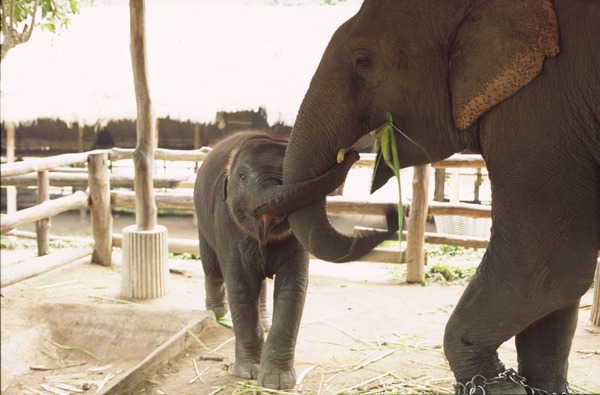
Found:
[454,369,571,395]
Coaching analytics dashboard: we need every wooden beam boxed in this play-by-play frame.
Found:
[1,247,93,288]
[0,190,89,233]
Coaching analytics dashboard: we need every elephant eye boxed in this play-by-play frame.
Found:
[239,171,247,182]
[355,55,372,69]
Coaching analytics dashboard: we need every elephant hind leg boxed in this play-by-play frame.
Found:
[515,301,578,393]
[444,254,591,393]
[199,237,228,318]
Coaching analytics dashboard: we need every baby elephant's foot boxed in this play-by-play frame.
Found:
[231,360,260,380]
[206,301,228,319]
[257,367,296,390]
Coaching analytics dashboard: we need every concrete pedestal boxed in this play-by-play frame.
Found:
[121,224,169,299]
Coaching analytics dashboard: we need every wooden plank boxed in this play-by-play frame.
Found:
[0,151,107,177]
[101,315,214,395]
[432,154,486,169]
[0,190,89,234]
[0,247,93,288]
[109,146,211,162]
[112,191,194,210]
[427,201,491,218]
[2,172,189,189]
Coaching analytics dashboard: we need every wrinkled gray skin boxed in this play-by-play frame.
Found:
[193,131,362,389]
[269,0,599,393]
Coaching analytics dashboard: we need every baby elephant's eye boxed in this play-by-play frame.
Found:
[239,171,247,181]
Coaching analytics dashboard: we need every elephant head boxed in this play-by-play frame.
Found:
[224,133,360,245]
[273,0,559,262]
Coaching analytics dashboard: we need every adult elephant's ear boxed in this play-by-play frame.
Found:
[449,0,559,130]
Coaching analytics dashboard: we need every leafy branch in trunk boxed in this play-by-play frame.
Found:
[371,112,431,244]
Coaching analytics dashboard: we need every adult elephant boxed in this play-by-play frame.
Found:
[265,0,600,393]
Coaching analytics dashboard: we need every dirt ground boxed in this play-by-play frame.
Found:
[1,212,599,394]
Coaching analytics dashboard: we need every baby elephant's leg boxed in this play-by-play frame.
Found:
[226,270,264,380]
[200,238,228,318]
[258,250,309,390]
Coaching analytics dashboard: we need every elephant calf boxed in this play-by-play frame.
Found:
[193,131,358,389]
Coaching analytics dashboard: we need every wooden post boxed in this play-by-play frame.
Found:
[591,260,600,326]
[474,167,483,203]
[434,168,445,202]
[406,165,430,283]
[77,122,87,224]
[88,153,113,266]
[121,0,168,299]
[6,122,17,214]
[192,123,202,227]
[35,171,50,256]
[193,123,201,150]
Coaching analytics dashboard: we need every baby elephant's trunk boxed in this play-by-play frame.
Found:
[252,150,359,218]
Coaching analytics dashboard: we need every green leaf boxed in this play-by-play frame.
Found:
[372,113,404,247]
[40,22,56,32]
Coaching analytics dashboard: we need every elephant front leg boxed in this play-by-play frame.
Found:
[226,274,264,380]
[257,252,308,390]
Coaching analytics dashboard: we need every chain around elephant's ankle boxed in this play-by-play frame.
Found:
[454,368,570,395]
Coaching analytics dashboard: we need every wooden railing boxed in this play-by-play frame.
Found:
[1,149,490,284]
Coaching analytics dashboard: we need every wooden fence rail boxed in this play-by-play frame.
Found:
[1,149,490,281]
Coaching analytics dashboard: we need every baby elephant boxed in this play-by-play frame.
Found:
[194,131,357,389]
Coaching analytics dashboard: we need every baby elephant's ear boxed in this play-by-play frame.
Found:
[449,0,559,129]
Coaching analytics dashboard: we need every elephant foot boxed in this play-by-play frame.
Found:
[206,300,228,319]
[231,360,260,379]
[454,369,570,395]
[257,366,296,390]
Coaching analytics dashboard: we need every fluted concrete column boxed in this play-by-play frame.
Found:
[121,224,169,299]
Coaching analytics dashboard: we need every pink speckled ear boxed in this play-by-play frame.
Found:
[449,0,559,130]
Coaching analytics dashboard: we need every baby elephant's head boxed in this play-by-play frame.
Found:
[225,136,291,243]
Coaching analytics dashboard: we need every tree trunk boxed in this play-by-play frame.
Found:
[130,0,156,231]
[121,0,168,299]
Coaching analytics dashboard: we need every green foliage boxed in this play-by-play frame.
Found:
[1,0,79,31]
[1,0,80,59]
[0,235,35,250]
[426,244,464,258]
[169,252,200,260]
[425,263,476,283]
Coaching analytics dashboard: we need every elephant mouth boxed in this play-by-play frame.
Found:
[255,213,289,243]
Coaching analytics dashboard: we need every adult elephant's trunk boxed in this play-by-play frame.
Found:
[281,83,398,263]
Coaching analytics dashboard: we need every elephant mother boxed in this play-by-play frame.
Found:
[270,0,599,393]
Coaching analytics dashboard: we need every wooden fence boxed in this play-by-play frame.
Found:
[0,148,491,284]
